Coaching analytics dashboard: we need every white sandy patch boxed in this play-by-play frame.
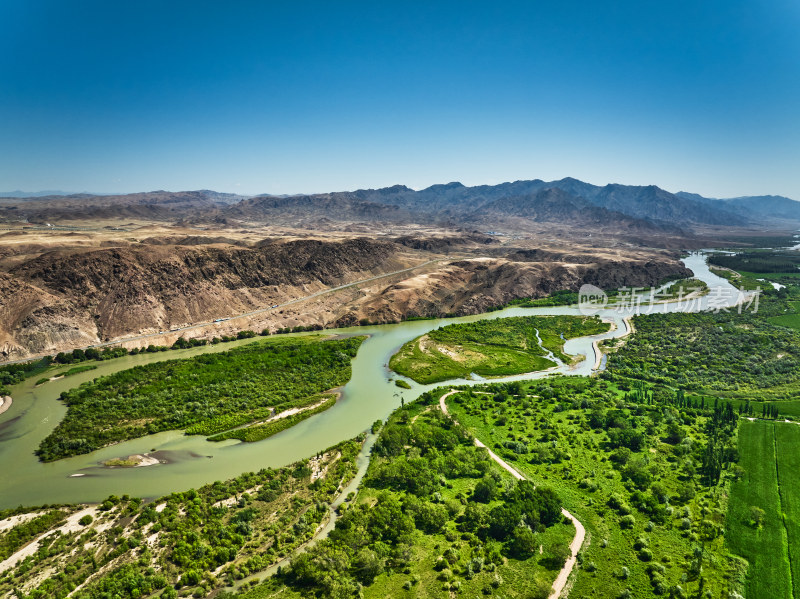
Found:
[0,507,100,574]
[103,453,160,467]
[0,511,45,534]
[249,396,333,428]
[212,485,264,508]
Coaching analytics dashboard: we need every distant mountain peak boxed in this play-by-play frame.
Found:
[378,184,413,193]
[423,181,464,191]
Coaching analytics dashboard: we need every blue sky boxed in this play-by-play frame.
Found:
[1,1,798,199]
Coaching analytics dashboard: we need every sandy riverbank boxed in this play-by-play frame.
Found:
[0,395,12,416]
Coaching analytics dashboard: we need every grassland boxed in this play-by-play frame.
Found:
[36,336,365,461]
[709,266,762,291]
[776,424,800,596]
[769,301,800,332]
[447,376,742,598]
[238,391,574,599]
[0,439,364,599]
[389,315,610,384]
[727,419,795,598]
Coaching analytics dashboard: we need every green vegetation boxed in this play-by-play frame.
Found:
[244,391,572,599]
[717,235,799,248]
[208,395,337,442]
[776,424,800,596]
[709,251,800,274]
[709,265,762,291]
[655,278,708,299]
[390,315,610,384]
[0,510,67,561]
[394,379,412,389]
[102,457,142,467]
[36,336,365,461]
[726,420,796,598]
[0,439,363,599]
[0,358,51,395]
[493,287,627,310]
[603,311,800,399]
[447,376,743,598]
[54,347,128,365]
[769,300,800,332]
[503,289,580,307]
[61,364,98,377]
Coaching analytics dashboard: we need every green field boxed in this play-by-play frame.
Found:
[708,266,763,291]
[389,315,610,384]
[727,419,796,598]
[777,424,800,596]
[769,301,800,331]
[36,336,365,461]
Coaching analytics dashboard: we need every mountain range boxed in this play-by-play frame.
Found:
[2,178,797,233]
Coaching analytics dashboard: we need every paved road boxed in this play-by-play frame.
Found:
[438,389,586,599]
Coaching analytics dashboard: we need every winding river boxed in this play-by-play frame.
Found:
[0,253,744,509]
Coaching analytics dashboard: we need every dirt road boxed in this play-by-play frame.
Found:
[438,389,586,599]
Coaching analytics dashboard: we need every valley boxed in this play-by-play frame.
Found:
[5,3,798,597]
[1,189,799,599]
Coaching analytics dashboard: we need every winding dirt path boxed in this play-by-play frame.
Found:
[439,389,586,599]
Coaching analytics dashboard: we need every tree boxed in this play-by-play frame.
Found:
[542,543,571,569]
[472,476,498,503]
[750,506,765,527]
[509,527,538,558]
[352,548,383,584]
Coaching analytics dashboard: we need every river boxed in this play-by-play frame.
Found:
[0,253,744,509]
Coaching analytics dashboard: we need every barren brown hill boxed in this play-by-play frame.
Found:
[0,238,407,359]
[0,230,691,361]
[337,253,691,326]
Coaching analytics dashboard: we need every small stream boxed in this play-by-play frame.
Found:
[533,328,565,368]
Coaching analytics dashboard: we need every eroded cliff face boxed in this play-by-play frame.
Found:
[0,236,691,361]
[0,238,405,359]
[335,256,692,326]
[0,273,98,358]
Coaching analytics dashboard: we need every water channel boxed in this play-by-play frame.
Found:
[0,253,745,509]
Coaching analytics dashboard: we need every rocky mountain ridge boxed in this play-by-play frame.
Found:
[2,178,796,232]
